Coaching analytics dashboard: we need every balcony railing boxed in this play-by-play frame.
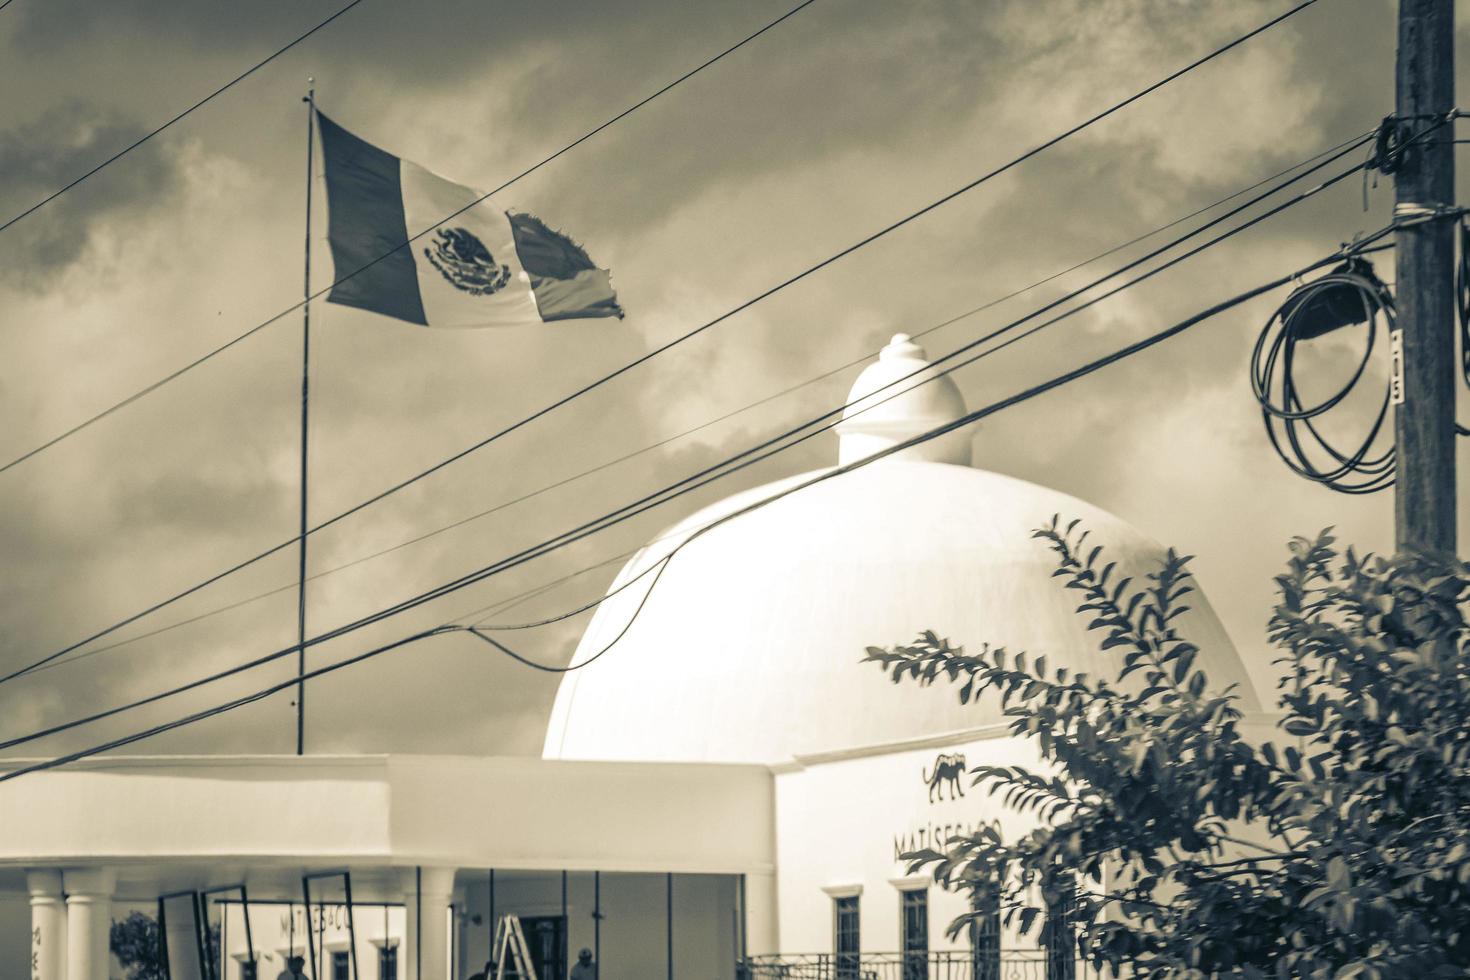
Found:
[738,951,1111,980]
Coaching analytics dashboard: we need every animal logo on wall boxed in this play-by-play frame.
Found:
[923,752,967,802]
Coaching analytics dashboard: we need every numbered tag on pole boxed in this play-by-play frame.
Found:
[1389,328,1406,405]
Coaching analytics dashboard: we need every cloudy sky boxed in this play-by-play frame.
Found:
[1,0,1467,761]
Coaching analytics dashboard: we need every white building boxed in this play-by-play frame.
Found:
[0,336,1262,980]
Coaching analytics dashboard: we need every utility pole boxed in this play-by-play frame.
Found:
[1393,0,1458,554]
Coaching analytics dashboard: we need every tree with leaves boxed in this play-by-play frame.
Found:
[865,520,1470,979]
[111,911,164,980]
[110,910,224,980]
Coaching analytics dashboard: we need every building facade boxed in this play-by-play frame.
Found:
[0,336,1266,980]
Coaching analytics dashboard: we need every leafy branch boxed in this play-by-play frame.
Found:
[865,521,1470,977]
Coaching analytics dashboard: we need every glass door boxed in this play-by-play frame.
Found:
[833,895,860,980]
[519,916,566,980]
[900,889,928,980]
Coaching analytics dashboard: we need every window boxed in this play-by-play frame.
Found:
[332,950,351,980]
[1043,873,1077,980]
[969,892,1001,980]
[833,895,860,980]
[521,916,566,980]
[900,889,928,980]
[378,945,398,980]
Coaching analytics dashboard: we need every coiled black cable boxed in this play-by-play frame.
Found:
[1251,258,1398,494]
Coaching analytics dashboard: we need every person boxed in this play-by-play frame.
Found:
[468,959,496,980]
[277,955,310,980]
[570,948,596,980]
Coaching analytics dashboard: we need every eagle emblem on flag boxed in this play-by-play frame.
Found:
[424,227,513,295]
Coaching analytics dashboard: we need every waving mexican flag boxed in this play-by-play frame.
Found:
[316,110,623,328]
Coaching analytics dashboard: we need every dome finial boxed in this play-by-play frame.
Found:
[836,331,971,467]
[880,333,922,361]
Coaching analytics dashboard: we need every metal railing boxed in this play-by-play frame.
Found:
[738,951,1110,980]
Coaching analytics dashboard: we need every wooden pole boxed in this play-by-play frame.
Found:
[1393,0,1457,554]
[296,80,316,754]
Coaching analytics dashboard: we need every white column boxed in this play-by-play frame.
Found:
[452,890,467,980]
[743,871,779,956]
[399,868,456,980]
[27,870,66,980]
[63,869,114,980]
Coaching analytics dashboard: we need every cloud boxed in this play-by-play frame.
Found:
[0,104,184,288]
[1,0,1464,766]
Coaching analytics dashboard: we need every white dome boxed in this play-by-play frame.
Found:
[543,337,1258,765]
[543,461,1258,765]
[836,334,971,466]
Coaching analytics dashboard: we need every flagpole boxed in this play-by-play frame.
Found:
[296,79,315,756]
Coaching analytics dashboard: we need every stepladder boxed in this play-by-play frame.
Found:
[491,914,539,980]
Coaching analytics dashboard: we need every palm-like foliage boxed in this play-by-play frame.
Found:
[864,519,1470,979]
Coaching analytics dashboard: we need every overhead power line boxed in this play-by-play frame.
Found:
[0,0,1325,684]
[0,149,1374,752]
[0,128,1369,690]
[10,129,1375,684]
[0,230,1378,783]
[0,0,822,478]
[27,515,702,682]
[8,130,1375,687]
[468,162,1399,672]
[465,556,676,674]
[0,0,371,237]
[18,543,641,680]
[3,0,1318,480]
